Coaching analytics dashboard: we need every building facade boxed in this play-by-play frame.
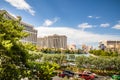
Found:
[82,44,93,53]
[0,10,37,45]
[37,34,67,49]
[20,21,37,45]
[67,44,76,50]
[99,40,120,52]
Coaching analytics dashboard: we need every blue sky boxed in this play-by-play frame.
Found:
[0,0,120,48]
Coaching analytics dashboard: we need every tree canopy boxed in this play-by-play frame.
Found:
[0,11,29,79]
[0,11,60,80]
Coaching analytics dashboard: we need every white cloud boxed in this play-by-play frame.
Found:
[78,23,92,31]
[112,24,120,30]
[36,26,120,47]
[100,23,110,27]
[88,16,93,18]
[43,17,59,27]
[88,15,100,19]
[5,0,35,15]
[43,19,53,27]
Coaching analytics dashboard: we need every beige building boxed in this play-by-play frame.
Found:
[20,21,37,45]
[0,10,37,45]
[37,34,67,49]
[67,44,76,50]
[100,40,120,52]
[82,44,93,53]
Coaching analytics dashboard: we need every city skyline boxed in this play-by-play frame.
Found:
[0,0,120,48]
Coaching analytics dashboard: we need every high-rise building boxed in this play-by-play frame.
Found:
[20,21,37,45]
[0,10,37,45]
[99,40,120,52]
[37,34,67,49]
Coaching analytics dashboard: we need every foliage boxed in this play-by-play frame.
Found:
[40,48,84,54]
[0,11,64,80]
[76,56,120,75]
[89,49,118,56]
[0,11,29,79]
[26,51,61,79]
[24,43,37,51]
[28,51,43,61]
[69,54,75,59]
[27,61,60,80]
[43,54,67,64]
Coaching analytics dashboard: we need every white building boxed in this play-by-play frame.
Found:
[0,10,37,45]
[37,34,67,49]
[99,40,120,52]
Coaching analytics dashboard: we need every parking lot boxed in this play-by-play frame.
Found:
[52,75,112,80]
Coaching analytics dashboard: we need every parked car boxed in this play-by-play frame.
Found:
[58,70,75,78]
[79,73,95,80]
[78,71,96,80]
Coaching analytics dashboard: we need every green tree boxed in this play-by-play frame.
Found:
[43,54,66,64]
[28,62,59,80]
[76,56,120,75]
[28,51,43,61]
[77,49,83,54]
[0,11,61,80]
[0,11,29,79]
[24,43,37,51]
[89,49,118,56]
[68,54,75,61]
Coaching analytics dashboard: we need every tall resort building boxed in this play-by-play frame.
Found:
[99,40,120,52]
[37,34,67,49]
[0,10,37,45]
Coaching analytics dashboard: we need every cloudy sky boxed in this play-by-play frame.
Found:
[0,0,120,48]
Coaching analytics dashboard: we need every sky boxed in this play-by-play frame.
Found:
[0,0,120,48]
